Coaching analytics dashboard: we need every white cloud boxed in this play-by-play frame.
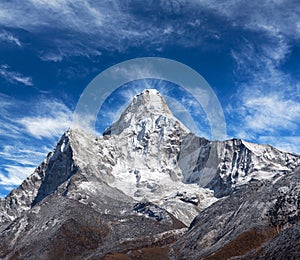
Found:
[258,136,300,155]
[0,118,22,139]
[109,66,164,82]
[0,95,24,138]
[0,1,211,58]
[242,95,300,133]
[39,53,63,62]
[231,38,290,81]
[0,31,22,46]
[227,34,300,153]
[0,145,51,166]
[0,65,33,86]
[19,116,71,139]
[0,95,73,140]
[0,1,134,42]
[0,165,35,186]
[0,96,73,195]
[197,0,300,40]
[18,100,73,139]
[0,0,298,61]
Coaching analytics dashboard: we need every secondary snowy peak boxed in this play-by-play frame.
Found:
[0,132,77,224]
[103,89,189,136]
[179,135,300,197]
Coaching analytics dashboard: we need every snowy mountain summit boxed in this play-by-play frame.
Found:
[1,89,300,259]
[104,89,183,135]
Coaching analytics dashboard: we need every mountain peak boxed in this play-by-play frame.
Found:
[2,89,300,259]
[103,89,188,136]
[134,89,172,114]
[126,89,173,117]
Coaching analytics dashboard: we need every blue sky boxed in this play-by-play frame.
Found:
[0,0,299,197]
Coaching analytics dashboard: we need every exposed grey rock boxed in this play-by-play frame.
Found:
[252,220,300,259]
[0,132,77,224]
[179,134,300,197]
[171,168,300,259]
[0,193,185,259]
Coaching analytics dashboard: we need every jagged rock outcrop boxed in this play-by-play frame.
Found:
[0,133,77,224]
[179,134,300,197]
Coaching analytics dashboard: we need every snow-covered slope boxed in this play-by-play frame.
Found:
[101,89,216,224]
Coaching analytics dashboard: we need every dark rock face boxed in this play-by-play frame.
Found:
[133,202,169,222]
[179,134,300,198]
[252,221,300,259]
[0,133,77,224]
[0,193,186,259]
[171,168,300,259]
[268,184,300,228]
[32,134,78,206]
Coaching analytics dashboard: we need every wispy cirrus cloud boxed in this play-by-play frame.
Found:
[198,1,300,146]
[258,136,300,155]
[227,36,300,154]
[0,145,51,166]
[0,65,33,86]
[197,0,300,40]
[0,144,51,193]
[0,94,23,139]
[0,0,298,60]
[237,94,300,134]
[0,1,228,58]
[39,52,63,63]
[0,30,22,46]
[18,99,73,139]
[0,94,73,145]
[0,95,73,195]
[0,165,35,186]
[0,1,154,56]
[194,0,300,144]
